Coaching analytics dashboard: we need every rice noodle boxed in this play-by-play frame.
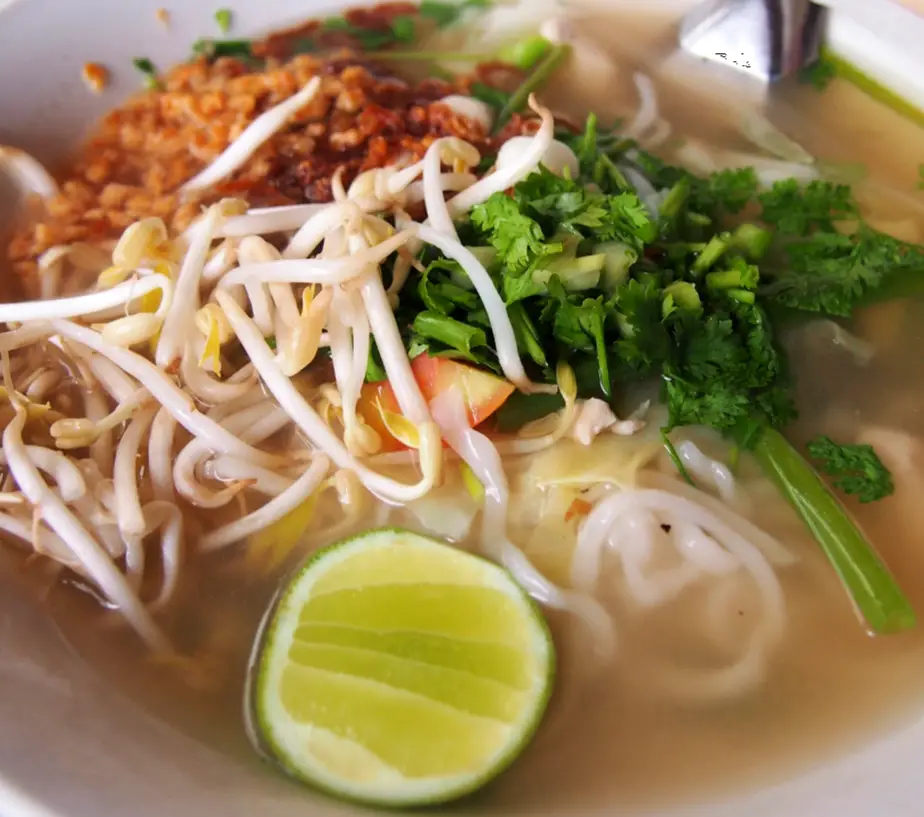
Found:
[431,388,616,657]
[675,440,738,503]
[181,76,322,195]
[574,483,787,700]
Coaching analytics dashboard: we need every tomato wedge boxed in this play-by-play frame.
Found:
[357,354,515,451]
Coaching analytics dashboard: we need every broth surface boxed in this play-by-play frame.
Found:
[5,6,924,813]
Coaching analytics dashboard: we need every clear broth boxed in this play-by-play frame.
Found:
[7,6,924,814]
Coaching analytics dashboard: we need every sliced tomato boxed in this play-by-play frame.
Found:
[410,354,515,427]
[356,354,515,451]
[358,380,405,453]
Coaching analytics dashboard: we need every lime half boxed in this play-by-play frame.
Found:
[250,528,555,807]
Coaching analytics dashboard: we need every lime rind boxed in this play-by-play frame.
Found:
[249,528,555,808]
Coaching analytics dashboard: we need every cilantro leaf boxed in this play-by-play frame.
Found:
[807,435,894,503]
[470,193,552,273]
[759,179,857,236]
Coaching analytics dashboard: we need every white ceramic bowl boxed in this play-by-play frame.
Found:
[1,1,923,815]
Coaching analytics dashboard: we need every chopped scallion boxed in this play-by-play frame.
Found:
[214,8,232,33]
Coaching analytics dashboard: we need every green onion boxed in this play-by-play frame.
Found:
[214,8,232,33]
[492,43,571,134]
[192,38,255,61]
[658,177,691,222]
[471,82,511,112]
[691,232,729,274]
[390,15,417,43]
[753,427,916,634]
[731,223,772,260]
[499,35,551,70]
[412,312,487,358]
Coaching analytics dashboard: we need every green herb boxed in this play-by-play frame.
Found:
[192,37,256,61]
[392,113,921,632]
[131,57,160,89]
[492,43,572,134]
[390,15,417,43]
[214,8,232,33]
[419,0,490,28]
[755,427,913,633]
[807,435,894,503]
[322,16,397,50]
[798,58,837,91]
[471,82,511,112]
[758,179,924,317]
[266,336,277,351]
[499,35,551,70]
[661,429,696,486]
[412,312,488,360]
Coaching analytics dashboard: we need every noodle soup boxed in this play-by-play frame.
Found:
[3,1,924,811]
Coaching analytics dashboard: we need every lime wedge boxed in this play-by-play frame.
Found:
[249,528,555,807]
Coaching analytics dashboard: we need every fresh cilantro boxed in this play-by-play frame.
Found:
[692,167,760,216]
[470,194,556,273]
[759,179,856,236]
[807,435,894,503]
[508,302,548,367]
[542,278,612,397]
[611,275,670,376]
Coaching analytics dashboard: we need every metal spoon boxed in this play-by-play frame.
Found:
[679,0,828,83]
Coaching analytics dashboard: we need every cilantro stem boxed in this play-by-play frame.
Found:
[492,43,571,134]
[753,427,915,634]
[661,429,696,487]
